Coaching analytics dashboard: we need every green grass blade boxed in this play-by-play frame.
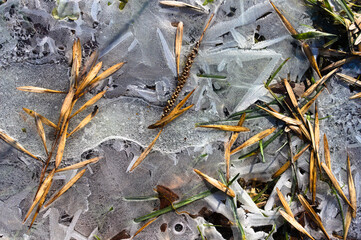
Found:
[265,58,290,88]
[197,74,227,79]
[335,0,354,22]
[292,31,336,40]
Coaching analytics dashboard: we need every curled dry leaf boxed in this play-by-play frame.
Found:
[23,108,58,129]
[194,169,235,198]
[56,156,102,173]
[279,210,315,240]
[197,125,250,132]
[16,86,67,94]
[276,188,294,218]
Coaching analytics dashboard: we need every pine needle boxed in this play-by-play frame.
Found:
[131,218,158,240]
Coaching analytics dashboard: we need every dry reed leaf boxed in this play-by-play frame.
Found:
[55,122,69,168]
[230,127,276,155]
[75,38,82,81]
[131,218,158,240]
[23,169,55,222]
[34,113,48,155]
[67,106,99,137]
[347,154,357,218]
[307,119,320,170]
[276,188,294,218]
[0,130,40,161]
[302,68,337,98]
[323,134,331,169]
[175,22,183,77]
[58,87,75,129]
[16,86,66,94]
[269,1,297,35]
[321,162,354,210]
[197,125,250,132]
[314,104,320,151]
[283,78,298,109]
[225,140,231,182]
[257,105,302,126]
[70,90,106,118]
[344,208,352,240]
[349,91,361,99]
[76,62,103,94]
[272,144,310,178]
[194,168,235,198]
[80,50,99,79]
[321,57,356,72]
[229,113,247,147]
[44,169,86,208]
[129,129,163,172]
[279,210,315,240]
[336,73,361,87]
[300,88,324,115]
[56,156,102,173]
[159,1,204,12]
[23,108,57,129]
[309,151,317,204]
[298,194,330,240]
[301,42,322,78]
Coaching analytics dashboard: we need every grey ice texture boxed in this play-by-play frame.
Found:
[0,0,360,239]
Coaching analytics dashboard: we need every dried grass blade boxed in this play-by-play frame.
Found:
[55,122,69,168]
[16,86,66,94]
[229,113,247,147]
[301,42,322,78]
[276,188,294,217]
[272,144,310,178]
[300,88,324,115]
[159,1,204,12]
[175,22,183,78]
[129,129,163,172]
[336,73,361,87]
[34,113,48,155]
[321,162,354,209]
[231,127,276,155]
[279,210,315,240]
[197,125,250,132]
[257,105,302,126]
[23,108,57,129]
[77,62,103,94]
[131,218,158,240]
[194,169,235,198]
[344,208,352,240]
[0,130,39,161]
[323,134,331,169]
[56,156,102,173]
[75,39,81,80]
[298,194,330,239]
[349,91,361,99]
[86,62,125,92]
[283,78,298,109]
[321,57,356,72]
[44,169,86,208]
[80,50,99,79]
[309,151,316,203]
[314,104,320,151]
[302,68,337,98]
[225,140,231,182]
[70,90,106,118]
[347,154,357,218]
[68,106,99,138]
[57,87,75,129]
[269,1,297,35]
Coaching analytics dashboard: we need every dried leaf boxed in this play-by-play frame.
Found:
[67,106,99,137]
[283,78,298,109]
[269,1,297,35]
[225,140,231,182]
[314,104,320,152]
[194,168,235,198]
[129,129,163,172]
[349,91,361,99]
[298,194,330,240]
[156,185,179,209]
[0,130,39,161]
[34,113,48,155]
[55,122,69,168]
[70,90,106,118]
[336,73,361,87]
[300,88,324,115]
[56,156,102,173]
[321,57,356,72]
[292,31,336,40]
[257,105,302,125]
[309,150,317,203]
[44,169,86,208]
[321,162,354,210]
[175,22,183,77]
[80,49,99,80]
[16,86,66,94]
[302,42,322,78]
[197,125,250,132]
[323,134,331,169]
[276,188,294,218]
[58,87,75,129]
[302,68,337,98]
[231,127,276,155]
[279,210,315,240]
[23,108,57,129]
[159,1,204,12]
[229,113,247,147]
[347,154,357,218]
[344,207,352,240]
[77,62,103,94]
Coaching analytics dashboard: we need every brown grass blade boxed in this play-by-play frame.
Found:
[350,91,361,99]
[194,168,235,198]
[269,1,297,35]
[23,169,55,222]
[159,1,204,12]
[283,78,298,109]
[279,210,315,240]
[336,73,361,87]
[34,113,48,155]
[321,57,356,72]
[309,151,317,203]
[314,104,320,152]
[302,68,337,98]
[80,50,99,79]
[67,106,99,138]
[131,218,158,240]
[70,90,106,119]
[344,207,352,240]
[57,87,75,129]
[56,156,102,173]
[276,188,294,218]
[23,108,57,129]
[300,88,324,115]
[0,130,40,161]
[301,42,322,78]
[321,162,354,210]
[175,21,183,78]
[230,127,276,155]
[16,86,66,94]
[298,194,330,240]
[129,129,163,172]
[76,62,103,94]
[75,38,82,81]
[225,140,231,182]
[44,169,86,208]
[229,113,247,148]
[323,134,331,169]
[347,154,357,218]
[272,144,310,178]
[197,125,250,132]
[55,122,69,168]
[257,105,302,126]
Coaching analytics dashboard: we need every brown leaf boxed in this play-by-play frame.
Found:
[194,168,235,198]
[302,68,337,98]
[323,134,331,169]
[34,113,48,155]
[175,21,183,77]
[300,88,324,115]
[229,113,247,147]
[55,121,69,168]
[314,104,320,152]
[16,86,66,94]
[309,151,317,204]
[302,42,322,78]
[23,108,57,129]
[76,62,103,94]
[336,73,361,87]
[156,185,179,209]
[197,125,250,132]
[347,154,357,218]
[321,57,356,72]
[269,1,297,35]
[279,210,315,240]
[344,207,352,240]
[57,87,75,129]
[283,78,298,109]
[67,106,99,137]
[231,127,276,155]
[225,140,231,182]
[70,89,106,119]
[56,156,102,173]
[80,50,99,80]
[257,105,302,126]
[276,188,294,218]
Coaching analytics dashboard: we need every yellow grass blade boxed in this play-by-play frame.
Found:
[16,86,66,94]
[225,140,231,182]
[56,156,102,173]
[229,113,247,147]
[336,73,361,87]
[302,68,337,98]
[283,78,298,109]
[272,144,310,178]
[321,162,354,210]
[0,130,40,161]
[314,104,320,152]
[70,90,106,119]
[349,91,361,99]
[44,169,86,208]
[197,125,250,132]
[129,129,163,172]
[309,151,317,204]
[159,1,204,12]
[301,42,322,78]
[77,62,103,94]
[34,113,48,155]
[194,168,235,198]
[67,106,99,138]
[58,87,75,129]
[23,108,57,129]
[298,194,330,240]
[269,1,297,35]
[344,207,352,240]
[323,134,331,169]
[55,122,69,168]
[175,21,183,78]
[347,154,357,218]
[131,218,158,240]
[300,88,324,115]
[257,105,302,126]
[279,210,315,240]
[230,127,276,155]
[276,188,294,218]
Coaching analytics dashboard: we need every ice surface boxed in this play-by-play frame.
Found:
[0,0,360,239]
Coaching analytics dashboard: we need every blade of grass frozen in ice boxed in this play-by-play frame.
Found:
[292,31,336,40]
[265,58,290,88]
[197,74,227,79]
[56,156,102,173]
[194,169,235,197]
[335,0,354,22]
[16,86,67,94]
